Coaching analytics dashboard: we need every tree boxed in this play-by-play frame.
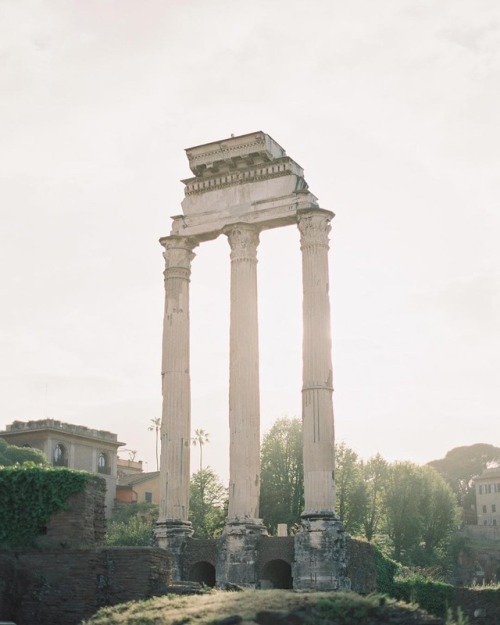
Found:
[361,454,388,541]
[418,466,459,561]
[335,442,366,535]
[0,439,48,466]
[189,467,227,538]
[148,417,161,471]
[192,428,210,472]
[382,462,460,566]
[383,462,426,561]
[428,443,500,511]
[260,417,303,533]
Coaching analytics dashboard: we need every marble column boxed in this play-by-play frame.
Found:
[155,235,197,567]
[225,223,262,524]
[298,209,336,516]
[293,209,349,591]
[216,223,265,588]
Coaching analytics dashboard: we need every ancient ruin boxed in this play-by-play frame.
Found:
[155,132,349,590]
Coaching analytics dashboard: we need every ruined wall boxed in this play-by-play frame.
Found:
[0,547,171,625]
[36,476,106,549]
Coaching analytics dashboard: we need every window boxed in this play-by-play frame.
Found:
[486,484,492,494]
[144,491,153,503]
[484,520,488,525]
[483,505,487,513]
[493,504,497,513]
[479,485,483,494]
[494,519,497,526]
[53,443,67,467]
[97,452,109,474]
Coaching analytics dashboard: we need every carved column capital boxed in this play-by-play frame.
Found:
[224,223,260,262]
[160,236,198,279]
[297,209,334,250]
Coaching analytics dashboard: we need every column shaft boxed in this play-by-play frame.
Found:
[158,236,197,524]
[225,224,261,521]
[298,209,336,516]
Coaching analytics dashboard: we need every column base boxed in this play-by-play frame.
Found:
[154,519,193,582]
[216,518,268,588]
[293,514,350,591]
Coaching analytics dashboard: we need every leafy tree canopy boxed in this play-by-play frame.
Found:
[427,443,500,505]
[0,438,48,466]
[189,467,227,538]
[260,417,303,533]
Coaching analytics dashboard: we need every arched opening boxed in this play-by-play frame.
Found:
[97,452,109,474]
[188,561,216,587]
[261,559,292,589]
[53,443,68,467]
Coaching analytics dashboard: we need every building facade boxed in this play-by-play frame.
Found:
[475,467,500,527]
[0,419,124,517]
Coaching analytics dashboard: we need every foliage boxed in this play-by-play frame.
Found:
[0,438,48,466]
[0,464,90,548]
[335,442,366,535]
[373,545,400,595]
[105,515,154,546]
[105,502,158,546]
[259,417,303,533]
[382,462,459,567]
[110,501,159,525]
[189,467,227,538]
[392,573,455,618]
[362,454,389,541]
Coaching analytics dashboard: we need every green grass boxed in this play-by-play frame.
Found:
[81,589,460,625]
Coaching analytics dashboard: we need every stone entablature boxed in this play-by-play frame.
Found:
[173,131,319,241]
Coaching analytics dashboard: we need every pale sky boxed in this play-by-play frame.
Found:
[1,0,499,483]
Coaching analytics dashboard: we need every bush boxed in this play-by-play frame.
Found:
[105,515,154,546]
[392,573,455,617]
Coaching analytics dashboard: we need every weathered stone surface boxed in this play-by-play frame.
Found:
[293,516,350,591]
[216,523,267,588]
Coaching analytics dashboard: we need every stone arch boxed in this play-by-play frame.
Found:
[188,561,216,587]
[261,559,293,589]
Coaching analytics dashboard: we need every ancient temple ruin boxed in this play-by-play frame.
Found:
[154,131,349,590]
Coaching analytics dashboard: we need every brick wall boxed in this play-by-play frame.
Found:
[0,548,171,625]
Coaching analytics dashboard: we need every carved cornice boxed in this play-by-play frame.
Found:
[160,236,198,277]
[182,157,306,197]
[224,224,260,262]
[298,210,333,250]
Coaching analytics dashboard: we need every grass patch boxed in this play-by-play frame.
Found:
[82,589,461,625]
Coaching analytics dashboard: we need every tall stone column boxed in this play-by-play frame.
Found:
[216,223,266,588]
[293,208,350,591]
[155,235,197,580]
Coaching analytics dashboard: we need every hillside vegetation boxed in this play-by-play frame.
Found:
[82,589,458,625]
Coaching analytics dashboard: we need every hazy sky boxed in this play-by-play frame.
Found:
[1,0,499,482]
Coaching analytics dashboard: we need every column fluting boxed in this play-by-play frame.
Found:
[298,209,336,516]
[158,235,197,524]
[225,223,261,522]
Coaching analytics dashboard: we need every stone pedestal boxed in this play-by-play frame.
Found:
[293,515,350,590]
[216,521,267,588]
[154,520,193,581]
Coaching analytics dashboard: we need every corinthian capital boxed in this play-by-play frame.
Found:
[297,209,334,249]
[160,236,198,274]
[224,223,260,261]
